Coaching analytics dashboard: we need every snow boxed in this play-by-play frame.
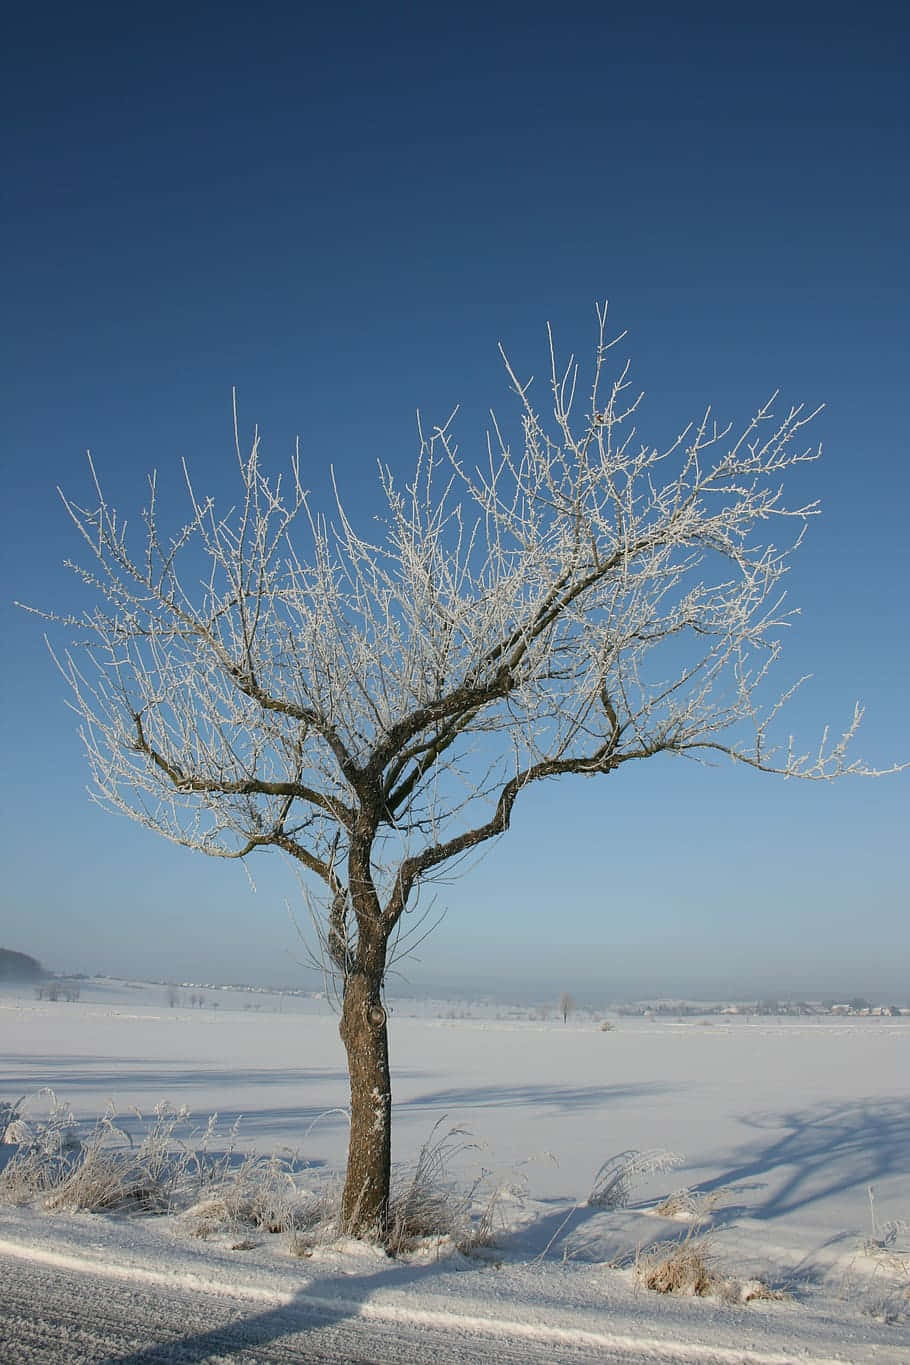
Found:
[1,978,908,1361]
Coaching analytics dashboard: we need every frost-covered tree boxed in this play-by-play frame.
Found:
[29,307,893,1237]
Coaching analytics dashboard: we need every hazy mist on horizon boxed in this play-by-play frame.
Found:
[12,932,907,1007]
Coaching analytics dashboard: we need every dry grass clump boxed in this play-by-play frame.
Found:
[635,1234,785,1303]
[588,1149,684,1210]
[184,1153,318,1241]
[286,1211,335,1256]
[858,1185,910,1316]
[384,1119,510,1257]
[189,1124,495,1258]
[739,1279,789,1303]
[863,1186,910,1259]
[44,1145,166,1213]
[2,1095,505,1261]
[1,1097,198,1213]
[1,1095,27,1140]
[1,1090,100,1207]
[3,1090,327,1249]
[637,1237,720,1295]
[863,1284,910,1326]
[0,1092,286,1220]
[289,1122,505,1260]
[291,1120,505,1259]
[655,1185,731,1224]
[385,1122,478,1255]
[2,1089,80,1154]
[863,1217,910,1263]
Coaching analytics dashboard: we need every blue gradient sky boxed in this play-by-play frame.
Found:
[2,3,907,999]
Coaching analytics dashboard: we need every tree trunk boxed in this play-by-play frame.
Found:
[339,968,392,1238]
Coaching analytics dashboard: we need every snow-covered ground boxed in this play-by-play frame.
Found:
[1,978,908,1362]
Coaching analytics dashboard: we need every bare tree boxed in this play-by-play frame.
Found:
[27,306,894,1238]
[559,992,575,1024]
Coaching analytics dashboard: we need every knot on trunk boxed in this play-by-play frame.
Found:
[366,1002,387,1028]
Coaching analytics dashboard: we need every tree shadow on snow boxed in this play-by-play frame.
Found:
[0,1059,362,1092]
[696,1095,910,1222]
[397,1080,676,1115]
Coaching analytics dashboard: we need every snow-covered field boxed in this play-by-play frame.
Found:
[1,978,908,1362]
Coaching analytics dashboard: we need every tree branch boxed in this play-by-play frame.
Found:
[385,726,632,926]
[132,713,355,826]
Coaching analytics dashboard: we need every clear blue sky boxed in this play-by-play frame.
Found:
[2,2,907,999]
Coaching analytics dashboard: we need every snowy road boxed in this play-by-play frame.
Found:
[2,1248,397,1362]
[0,1248,853,1365]
[1,1250,581,1364]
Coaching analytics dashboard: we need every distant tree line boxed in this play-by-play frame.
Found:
[166,987,212,1008]
[0,948,44,982]
[34,980,81,1002]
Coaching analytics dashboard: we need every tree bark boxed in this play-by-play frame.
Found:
[339,968,392,1237]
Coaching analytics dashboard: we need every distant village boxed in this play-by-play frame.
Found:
[614,997,909,1017]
